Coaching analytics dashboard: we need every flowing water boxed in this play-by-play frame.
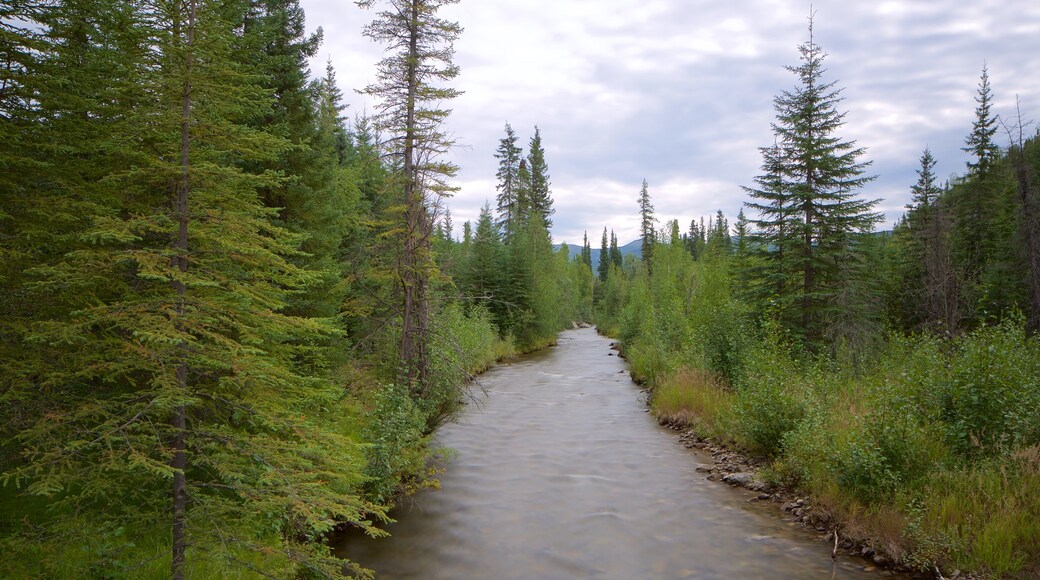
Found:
[336,328,884,578]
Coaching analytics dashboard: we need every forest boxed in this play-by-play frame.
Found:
[2,0,1039,578]
[0,0,588,576]
[597,30,1040,580]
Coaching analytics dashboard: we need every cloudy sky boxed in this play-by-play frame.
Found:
[298,0,1040,246]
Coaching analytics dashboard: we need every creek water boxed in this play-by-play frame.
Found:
[336,327,882,578]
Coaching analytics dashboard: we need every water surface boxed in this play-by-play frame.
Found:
[337,328,880,578]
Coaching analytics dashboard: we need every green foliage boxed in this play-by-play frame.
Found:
[743,18,881,350]
[730,338,805,457]
[362,382,429,504]
[937,319,1040,455]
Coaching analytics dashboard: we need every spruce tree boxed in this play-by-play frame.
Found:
[953,65,1003,309]
[610,230,623,269]
[598,227,610,281]
[638,178,655,267]
[357,0,462,395]
[581,230,593,269]
[4,0,381,575]
[517,157,533,221]
[963,64,1000,174]
[463,203,506,330]
[495,122,523,238]
[527,126,554,227]
[905,148,961,334]
[734,208,750,258]
[743,17,880,348]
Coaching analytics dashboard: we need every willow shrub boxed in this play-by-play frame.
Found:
[725,328,807,457]
[938,319,1040,456]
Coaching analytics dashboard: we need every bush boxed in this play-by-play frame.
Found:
[937,320,1040,456]
[361,382,428,504]
[722,329,805,457]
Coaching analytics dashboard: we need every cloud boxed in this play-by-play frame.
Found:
[301,0,1040,244]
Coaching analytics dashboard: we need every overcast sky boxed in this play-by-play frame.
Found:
[298,0,1040,246]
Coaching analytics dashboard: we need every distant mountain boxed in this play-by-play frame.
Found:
[555,238,642,265]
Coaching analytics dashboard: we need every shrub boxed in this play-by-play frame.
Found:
[938,321,1040,456]
[361,382,428,504]
[728,334,806,457]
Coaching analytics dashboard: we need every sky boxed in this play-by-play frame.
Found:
[298,0,1040,246]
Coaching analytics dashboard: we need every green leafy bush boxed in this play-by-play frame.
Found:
[937,320,1040,456]
[362,382,428,504]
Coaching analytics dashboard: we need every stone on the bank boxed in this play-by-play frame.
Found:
[747,480,772,493]
[722,472,754,486]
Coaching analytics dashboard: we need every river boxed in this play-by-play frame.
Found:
[336,327,882,578]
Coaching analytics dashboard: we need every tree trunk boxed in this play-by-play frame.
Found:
[171,0,195,576]
[399,0,431,396]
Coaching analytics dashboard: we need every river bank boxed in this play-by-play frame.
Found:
[610,323,1040,579]
[335,328,882,578]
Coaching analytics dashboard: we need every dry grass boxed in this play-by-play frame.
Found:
[651,367,734,435]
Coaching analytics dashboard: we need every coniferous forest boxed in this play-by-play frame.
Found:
[2,0,1039,578]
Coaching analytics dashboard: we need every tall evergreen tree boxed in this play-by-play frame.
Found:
[581,230,593,269]
[905,148,961,334]
[463,203,505,328]
[743,17,880,348]
[610,230,623,269]
[495,122,523,237]
[527,126,554,227]
[734,208,750,258]
[598,227,610,281]
[963,64,1000,174]
[3,0,381,575]
[357,0,462,395]
[638,178,655,267]
[517,157,533,222]
[953,65,1003,306]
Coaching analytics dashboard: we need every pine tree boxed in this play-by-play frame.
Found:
[598,227,610,282]
[610,230,623,269]
[734,208,750,258]
[357,0,462,395]
[963,64,1000,174]
[495,122,523,238]
[905,148,961,334]
[527,126,554,227]
[638,178,655,268]
[743,17,880,348]
[241,0,357,321]
[707,209,730,254]
[953,65,1003,307]
[464,203,506,329]
[581,230,593,269]
[517,157,533,221]
[4,0,381,575]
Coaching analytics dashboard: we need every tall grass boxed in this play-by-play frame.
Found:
[651,367,734,435]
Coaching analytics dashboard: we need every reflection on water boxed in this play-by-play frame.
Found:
[335,328,881,579]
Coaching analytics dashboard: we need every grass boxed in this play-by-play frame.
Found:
[650,367,734,436]
[643,353,1040,577]
[913,448,1040,577]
